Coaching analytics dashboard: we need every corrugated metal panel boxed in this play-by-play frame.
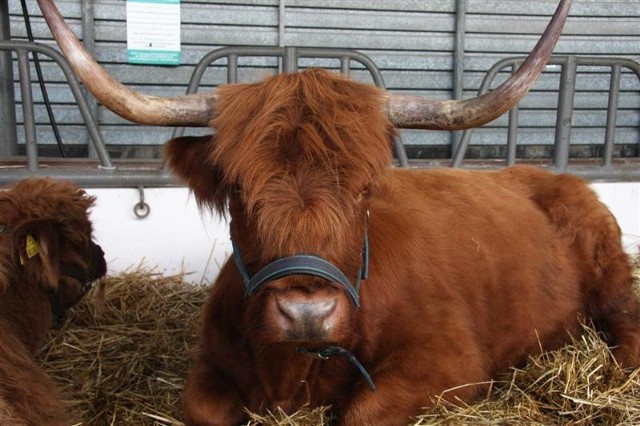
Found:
[7,0,640,159]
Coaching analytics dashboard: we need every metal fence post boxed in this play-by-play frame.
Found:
[450,0,467,155]
[0,0,17,156]
[553,56,577,172]
[603,64,621,167]
[82,0,99,159]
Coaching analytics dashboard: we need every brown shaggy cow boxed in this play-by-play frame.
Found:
[35,0,640,424]
[0,178,107,426]
[164,69,640,425]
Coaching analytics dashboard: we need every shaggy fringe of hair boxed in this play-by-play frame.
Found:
[209,69,394,257]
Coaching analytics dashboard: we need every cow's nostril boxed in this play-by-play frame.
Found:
[276,297,336,322]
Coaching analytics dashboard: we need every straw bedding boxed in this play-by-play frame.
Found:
[39,262,640,425]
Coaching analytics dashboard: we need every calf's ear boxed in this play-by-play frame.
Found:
[12,220,60,291]
[164,135,231,213]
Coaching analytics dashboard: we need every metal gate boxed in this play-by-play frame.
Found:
[0,44,409,187]
[452,55,640,181]
[0,42,638,186]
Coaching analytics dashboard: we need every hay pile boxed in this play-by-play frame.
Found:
[40,265,640,425]
[40,270,206,425]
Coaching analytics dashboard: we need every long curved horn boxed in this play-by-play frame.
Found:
[36,0,214,127]
[388,0,571,130]
[38,0,570,130]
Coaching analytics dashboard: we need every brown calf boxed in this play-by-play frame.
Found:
[0,178,106,425]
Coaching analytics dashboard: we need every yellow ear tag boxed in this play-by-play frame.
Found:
[25,234,40,259]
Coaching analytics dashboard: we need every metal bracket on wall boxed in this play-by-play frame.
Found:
[133,186,151,219]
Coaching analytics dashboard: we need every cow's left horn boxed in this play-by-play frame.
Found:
[36,0,214,127]
[388,0,571,130]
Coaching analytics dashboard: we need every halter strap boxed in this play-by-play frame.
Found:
[298,345,376,391]
[230,220,369,308]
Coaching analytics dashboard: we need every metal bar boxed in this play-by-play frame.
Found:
[81,0,98,159]
[485,55,640,81]
[563,166,640,182]
[553,56,577,172]
[506,109,520,166]
[0,168,178,187]
[283,46,298,73]
[506,61,522,166]
[603,64,621,167]
[0,40,113,169]
[340,56,350,76]
[451,0,467,154]
[278,0,286,73]
[0,0,17,156]
[452,0,466,102]
[452,62,505,167]
[185,46,284,94]
[79,95,114,170]
[278,0,286,47]
[1,48,638,185]
[298,48,385,87]
[1,162,639,186]
[181,46,386,94]
[451,130,470,167]
[453,55,640,170]
[17,50,37,171]
[227,53,238,84]
[171,47,284,139]
[80,0,96,66]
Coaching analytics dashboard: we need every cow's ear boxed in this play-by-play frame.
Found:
[12,219,60,291]
[164,136,230,212]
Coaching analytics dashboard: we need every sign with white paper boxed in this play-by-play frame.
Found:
[126,0,181,65]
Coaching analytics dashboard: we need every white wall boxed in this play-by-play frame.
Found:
[87,187,231,285]
[87,182,640,284]
[592,182,640,255]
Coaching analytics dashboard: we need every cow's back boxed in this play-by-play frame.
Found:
[363,166,586,381]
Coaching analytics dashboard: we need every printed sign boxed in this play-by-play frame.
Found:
[126,0,181,65]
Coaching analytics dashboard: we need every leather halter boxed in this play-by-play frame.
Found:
[230,216,369,307]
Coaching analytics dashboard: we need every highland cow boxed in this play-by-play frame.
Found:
[0,178,106,426]
[168,71,640,425]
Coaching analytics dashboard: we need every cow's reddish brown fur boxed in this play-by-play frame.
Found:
[166,68,640,425]
[0,178,107,425]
